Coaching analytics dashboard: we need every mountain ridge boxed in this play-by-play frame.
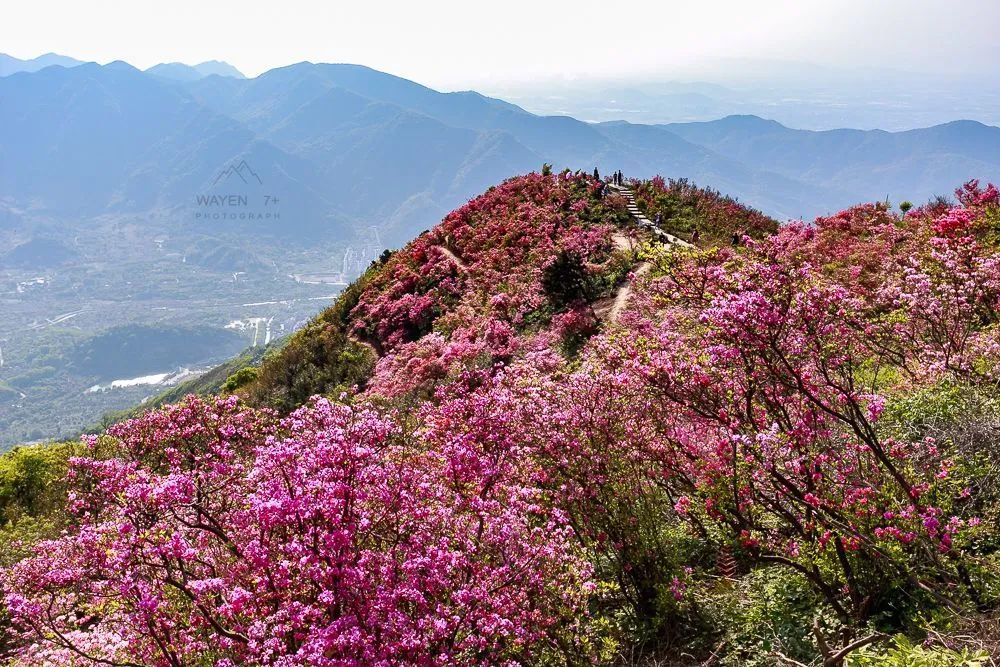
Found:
[3,60,997,245]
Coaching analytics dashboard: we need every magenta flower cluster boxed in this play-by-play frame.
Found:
[5,396,591,665]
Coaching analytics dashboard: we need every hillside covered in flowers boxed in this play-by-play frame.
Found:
[3,172,1000,666]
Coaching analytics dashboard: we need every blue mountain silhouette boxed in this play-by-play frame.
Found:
[1,60,998,245]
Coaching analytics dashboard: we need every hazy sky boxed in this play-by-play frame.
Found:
[2,0,997,89]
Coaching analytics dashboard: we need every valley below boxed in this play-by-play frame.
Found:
[0,215,384,447]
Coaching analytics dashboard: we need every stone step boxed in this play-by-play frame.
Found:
[610,179,691,247]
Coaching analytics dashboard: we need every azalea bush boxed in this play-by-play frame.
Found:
[591,183,999,629]
[4,396,593,665]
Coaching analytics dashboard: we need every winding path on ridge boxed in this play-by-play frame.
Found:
[610,183,691,249]
[596,182,691,322]
[608,262,651,322]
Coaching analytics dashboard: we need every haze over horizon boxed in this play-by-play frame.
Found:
[3,0,998,90]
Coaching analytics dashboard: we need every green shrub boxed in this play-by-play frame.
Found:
[847,636,988,667]
[222,366,260,393]
[703,566,839,666]
[881,379,1000,608]
[542,250,598,308]
[0,441,81,564]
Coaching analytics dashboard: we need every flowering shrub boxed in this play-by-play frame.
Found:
[367,316,520,399]
[4,396,592,665]
[582,183,999,623]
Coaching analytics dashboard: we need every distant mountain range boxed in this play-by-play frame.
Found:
[0,52,245,80]
[658,115,1000,212]
[1,55,998,450]
[492,64,1000,131]
[1,58,998,245]
[0,52,85,75]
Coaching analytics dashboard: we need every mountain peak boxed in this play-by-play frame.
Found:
[717,114,786,128]
[105,60,139,72]
[937,119,989,130]
[146,60,245,81]
[193,60,245,79]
